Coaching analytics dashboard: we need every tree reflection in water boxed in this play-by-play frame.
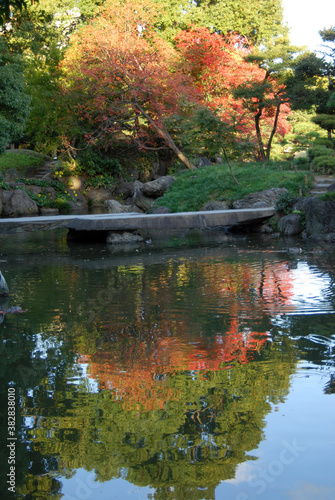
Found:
[1,239,333,499]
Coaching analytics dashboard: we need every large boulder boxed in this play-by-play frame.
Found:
[150,161,169,179]
[25,185,42,196]
[67,189,88,209]
[232,188,288,209]
[278,214,302,235]
[3,189,38,216]
[105,199,142,213]
[44,187,56,199]
[202,201,229,211]
[4,169,20,182]
[133,189,155,212]
[197,157,212,167]
[105,199,126,213]
[1,190,12,205]
[140,176,175,198]
[133,180,144,190]
[308,232,335,243]
[116,181,135,200]
[304,197,335,237]
[85,187,116,206]
[151,206,171,214]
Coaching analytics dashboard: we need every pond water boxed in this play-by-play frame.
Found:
[0,229,334,500]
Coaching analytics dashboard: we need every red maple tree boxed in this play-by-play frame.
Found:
[175,26,291,158]
[60,0,198,169]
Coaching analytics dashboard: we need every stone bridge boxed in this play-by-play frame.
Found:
[0,207,275,240]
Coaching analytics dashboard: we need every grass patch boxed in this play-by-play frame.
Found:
[318,191,335,201]
[51,199,72,213]
[156,161,313,212]
[0,150,50,175]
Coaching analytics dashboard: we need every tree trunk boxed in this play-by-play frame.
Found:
[265,102,281,161]
[223,150,240,186]
[255,109,267,162]
[134,103,196,170]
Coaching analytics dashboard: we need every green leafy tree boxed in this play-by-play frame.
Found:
[155,0,285,45]
[1,0,103,153]
[0,38,31,153]
[166,105,253,184]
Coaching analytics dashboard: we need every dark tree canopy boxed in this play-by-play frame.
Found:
[0,0,27,22]
[0,38,31,152]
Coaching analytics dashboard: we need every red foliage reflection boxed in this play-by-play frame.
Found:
[77,258,295,410]
[78,320,268,411]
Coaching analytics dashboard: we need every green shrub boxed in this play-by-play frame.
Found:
[292,209,306,229]
[16,177,51,187]
[313,155,335,173]
[275,191,298,214]
[294,156,309,167]
[0,180,10,190]
[75,148,123,178]
[313,138,334,149]
[308,146,334,160]
[52,199,72,213]
[84,174,115,189]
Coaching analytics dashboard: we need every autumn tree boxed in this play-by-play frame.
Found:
[234,34,297,161]
[175,26,292,161]
[60,0,198,169]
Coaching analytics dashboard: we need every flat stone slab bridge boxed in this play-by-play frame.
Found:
[0,207,275,240]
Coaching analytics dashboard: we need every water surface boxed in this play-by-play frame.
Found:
[0,230,334,500]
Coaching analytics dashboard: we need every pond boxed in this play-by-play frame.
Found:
[0,229,334,500]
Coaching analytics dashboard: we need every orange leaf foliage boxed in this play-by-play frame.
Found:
[175,26,291,141]
[60,0,198,149]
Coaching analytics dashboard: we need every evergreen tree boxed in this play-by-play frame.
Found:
[234,34,298,161]
[311,27,335,139]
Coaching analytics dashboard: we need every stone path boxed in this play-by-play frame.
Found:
[310,175,335,196]
[35,160,58,179]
